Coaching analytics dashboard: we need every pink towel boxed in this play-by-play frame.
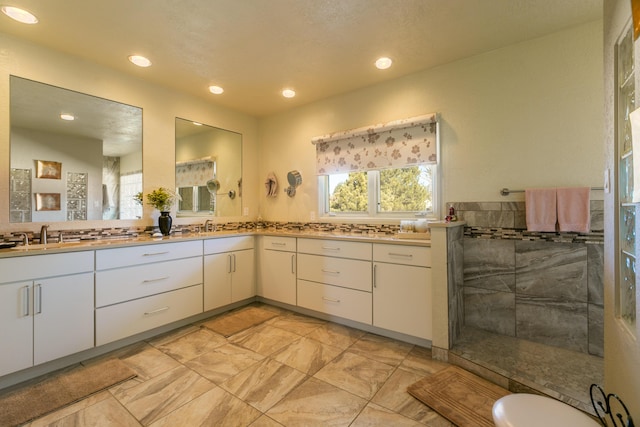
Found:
[557,187,590,233]
[525,188,557,232]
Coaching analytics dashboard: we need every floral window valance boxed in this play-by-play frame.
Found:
[311,113,438,175]
[175,158,215,188]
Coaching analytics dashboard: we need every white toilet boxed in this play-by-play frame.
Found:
[492,393,600,427]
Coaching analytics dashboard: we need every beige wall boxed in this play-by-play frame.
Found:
[257,20,604,222]
[0,32,259,232]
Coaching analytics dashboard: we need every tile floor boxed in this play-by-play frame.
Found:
[23,304,456,426]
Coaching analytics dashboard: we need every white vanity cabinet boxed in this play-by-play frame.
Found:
[204,236,255,311]
[373,244,432,339]
[0,251,94,376]
[296,238,373,324]
[259,236,297,305]
[95,240,203,346]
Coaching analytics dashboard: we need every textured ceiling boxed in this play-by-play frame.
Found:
[2,0,602,117]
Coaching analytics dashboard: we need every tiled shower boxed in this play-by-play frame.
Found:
[451,201,604,357]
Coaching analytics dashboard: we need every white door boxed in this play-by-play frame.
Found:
[33,273,94,365]
[262,249,296,305]
[0,281,33,376]
[232,249,255,302]
[204,252,232,311]
[373,263,431,339]
[605,2,640,421]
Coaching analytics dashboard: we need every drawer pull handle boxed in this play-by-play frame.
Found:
[322,297,341,303]
[271,242,286,246]
[321,269,340,275]
[144,306,169,316]
[388,252,413,258]
[35,284,42,314]
[23,286,30,316]
[142,276,170,283]
[142,251,170,257]
[322,246,341,251]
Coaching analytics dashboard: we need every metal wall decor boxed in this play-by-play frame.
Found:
[590,384,635,426]
[285,170,302,197]
[35,193,61,211]
[36,160,62,179]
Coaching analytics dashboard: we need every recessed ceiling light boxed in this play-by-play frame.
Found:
[60,113,75,121]
[282,89,296,98]
[1,6,38,24]
[375,57,393,70]
[128,55,152,67]
[208,85,224,94]
[192,122,202,126]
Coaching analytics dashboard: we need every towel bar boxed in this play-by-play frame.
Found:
[500,187,604,196]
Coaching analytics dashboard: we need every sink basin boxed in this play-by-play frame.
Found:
[10,241,89,250]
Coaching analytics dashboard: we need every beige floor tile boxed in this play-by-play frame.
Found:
[305,322,366,349]
[266,377,366,426]
[117,344,182,381]
[313,351,395,399]
[113,365,214,426]
[146,324,203,347]
[400,346,450,377]
[271,336,343,375]
[349,333,413,366]
[249,415,285,426]
[221,357,307,412]
[152,327,227,362]
[350,402,426,427]
[371,368,452,425]
[230,324,302,356]
[37,395,141,427]
[148,386,261,427]
[185,343,265,384]
[266,313,326,336]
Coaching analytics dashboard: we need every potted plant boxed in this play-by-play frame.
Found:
[145,187,180,235]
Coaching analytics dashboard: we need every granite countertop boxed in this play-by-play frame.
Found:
[0,224,466,258]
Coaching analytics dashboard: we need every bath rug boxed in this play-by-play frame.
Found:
[407,365,510,427]
[202,306,278,337]
[0,358,136,427]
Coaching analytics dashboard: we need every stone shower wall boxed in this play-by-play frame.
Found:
[449,201,604,357]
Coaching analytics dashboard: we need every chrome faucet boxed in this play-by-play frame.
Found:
[19,233,29,247]
[203,219,216,232]
[40,225,49,244]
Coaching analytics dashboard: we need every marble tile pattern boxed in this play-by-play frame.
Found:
[18,303,457,427]
[462,235,604,356]
[446,225,465,347]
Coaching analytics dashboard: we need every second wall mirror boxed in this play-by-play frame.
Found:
[175,118,242,217]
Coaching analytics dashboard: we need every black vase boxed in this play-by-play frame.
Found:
[158,211,172,236]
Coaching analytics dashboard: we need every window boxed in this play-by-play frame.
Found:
[320,164,437,218]
[313,114,439,219]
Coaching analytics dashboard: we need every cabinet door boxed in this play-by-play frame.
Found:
[373,263,432,339]
[204,253,232,311]
[33,272,94,365]
[232,249,255,302]
[262,249,296,305]
[0,281,33,376]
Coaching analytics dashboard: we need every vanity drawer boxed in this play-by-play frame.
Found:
[262,236,296,252]
[204,236,254,255]
[297,253,372,292]
[0,251,94,283]
[96,240,202,270]
[95,284,203,346]
[297,238,371,260]
[95,256,203,307]
[373,244,431,267]
[297,279,372,325]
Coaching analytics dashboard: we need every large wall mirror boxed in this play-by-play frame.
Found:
[9,76,143,223]
[175,118,242,217]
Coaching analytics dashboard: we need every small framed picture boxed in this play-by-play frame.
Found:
[36,160,62,179]
[35,193,61,211]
